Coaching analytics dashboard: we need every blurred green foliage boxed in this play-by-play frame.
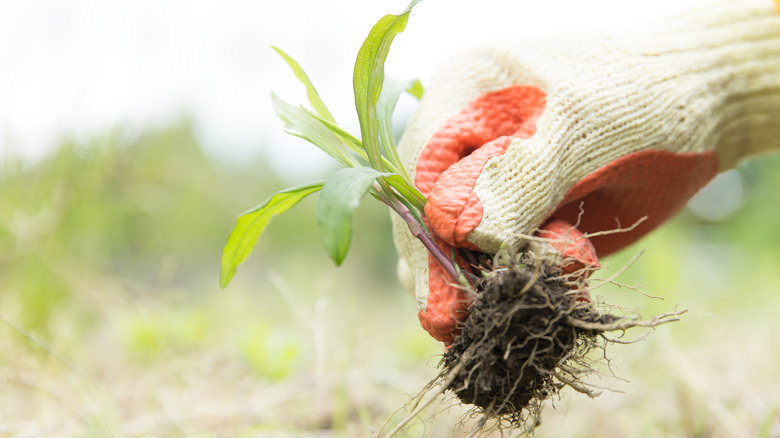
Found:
[239,324,304,379]
[0,121,398,340]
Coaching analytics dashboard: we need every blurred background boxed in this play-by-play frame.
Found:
[1,0,779,436]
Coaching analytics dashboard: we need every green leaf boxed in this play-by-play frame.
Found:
[272,93,359,168]
[312,112,411,178]
[378,77,423,185]
[382,173,426,211]
[272,46,336,123]
[406,79,424,100]
[310,113,368,163]
[353,0,421,172]
[220,182,324,288]
[317,167,388,265]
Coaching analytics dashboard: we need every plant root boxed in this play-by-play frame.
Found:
[438,254,684,431]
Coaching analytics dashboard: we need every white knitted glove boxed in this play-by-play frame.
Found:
[393,0,780,344]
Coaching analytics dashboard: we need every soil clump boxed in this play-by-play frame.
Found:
[442,259,619,422]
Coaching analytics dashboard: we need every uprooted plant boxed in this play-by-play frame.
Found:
[220,1,685,434]
[376,245,684,437]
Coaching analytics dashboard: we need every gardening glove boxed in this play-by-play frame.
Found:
[392,0,780,345]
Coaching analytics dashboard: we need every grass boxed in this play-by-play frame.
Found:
[1,124,779,437]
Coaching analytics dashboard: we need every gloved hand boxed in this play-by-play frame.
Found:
[392,0,780,345]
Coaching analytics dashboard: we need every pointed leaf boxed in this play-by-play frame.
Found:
[272,93,359,168]
[317,167,389,265]
[310,113,368,162]
[312,112,407,175]
[353,0,421,172]
[406,79,424,100]
[272,46,336,122]
[382,173,426,211]
[220,182,324,288]
[378,77,423,184]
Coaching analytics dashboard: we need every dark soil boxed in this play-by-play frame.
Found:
[441,260,619,422]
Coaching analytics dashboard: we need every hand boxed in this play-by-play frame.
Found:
[392,0,780,345]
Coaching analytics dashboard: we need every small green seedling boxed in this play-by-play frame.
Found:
[220,0,456,288]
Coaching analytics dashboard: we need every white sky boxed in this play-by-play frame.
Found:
[0,0,706,178]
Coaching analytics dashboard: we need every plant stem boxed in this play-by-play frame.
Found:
[386,195,460,282]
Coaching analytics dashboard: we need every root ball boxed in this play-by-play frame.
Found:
[442,261,618,421]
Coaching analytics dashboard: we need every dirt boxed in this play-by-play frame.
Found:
[441,257,620,424]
